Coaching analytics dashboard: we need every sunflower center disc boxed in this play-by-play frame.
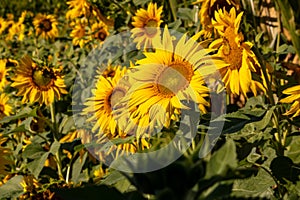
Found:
[156,62,193,97]
[40,19,52,32]
[0,73,2,82]
[33,69,52,87]
[110,87,126,108]
[222,28,243,70]
[145,19,158,36]
[96,31,107,41]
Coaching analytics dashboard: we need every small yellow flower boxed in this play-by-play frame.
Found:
[131,2,163,50]
[91,21,109,42]
[0,93,12,118]
[33,14,59,40]
[11,56,67,106]
[70,19,91,47]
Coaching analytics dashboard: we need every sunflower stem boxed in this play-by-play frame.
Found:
[50,103,59,140]
[50,103,64,180]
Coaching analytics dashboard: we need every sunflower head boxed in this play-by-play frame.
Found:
[123,27,226,133]
[131,2,163,49]
[70,19,91,47]
[33,14,59,40]
[82,65,150,159]
[11,56,67,106]
[209,8,265,96]
[91,21,109,42]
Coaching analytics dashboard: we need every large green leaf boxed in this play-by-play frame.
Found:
[205,139,238,178]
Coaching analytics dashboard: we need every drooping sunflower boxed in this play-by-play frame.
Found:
[66,0,92,19]
[91,21,109,42]
[33,14,59,40]
[11,56,67,106]
[70,19,91,47]
[0,135,12,175]
[0,60,9,91]
[209,8,265,96]
[0,17,7,35]
[124,27,226,129]
[0,93,12,119]
[193,0,241,38]
[131,2,163,50]
[280,85,300,118]
[82,66,150,158]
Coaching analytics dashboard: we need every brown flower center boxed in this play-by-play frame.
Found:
[222,28,243,70]
[109,87,126,109]
[95,31,107,41]
[145,19,158,37]
[39,19,52,32]
[154,61,194,98]
[32,67,56,90]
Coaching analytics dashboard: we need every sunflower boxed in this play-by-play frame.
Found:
[33,14,59,40]
[0,135,12,175]
[280,85,300,118]
[193,0,241,38]
[82,66,150,158]
[124,27,226,129]
[0,60,9,91]
[209,8,265,96]
[91,21,109,42]
[6,11,26,41]
[70,19,91,47]
[131,2,163,50]
[66,0,92,19]
[11,56,67,106]
[83,66,129,137]
[0,93,13,118]
[0,17,7,35]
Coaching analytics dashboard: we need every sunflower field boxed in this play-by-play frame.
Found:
[0,0,300,199]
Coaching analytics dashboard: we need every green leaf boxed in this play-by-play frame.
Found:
[205,139,237,178]
[286,136,300,163]
[252,107,275,131]
[177,8,194,22]
[0,175,24,199]
[0,107,37,124]
[27,152,50,178]
[22,143,45,159]
[71,152,88,184]
[50,140,61,155]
